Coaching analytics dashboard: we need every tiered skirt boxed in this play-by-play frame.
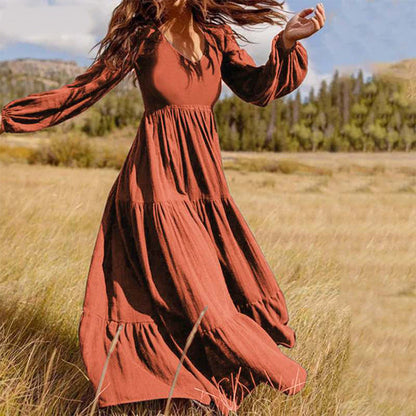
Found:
[78,105,307,415]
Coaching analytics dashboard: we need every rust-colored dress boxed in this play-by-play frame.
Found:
[0,23,308,415]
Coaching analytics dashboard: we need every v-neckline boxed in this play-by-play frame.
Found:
[156,23,207,65]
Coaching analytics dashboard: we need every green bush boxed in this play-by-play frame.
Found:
[28,133,95,168]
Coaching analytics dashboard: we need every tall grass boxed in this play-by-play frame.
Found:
[0,152,414,415]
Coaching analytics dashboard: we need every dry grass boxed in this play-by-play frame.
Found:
[0,151,414,415]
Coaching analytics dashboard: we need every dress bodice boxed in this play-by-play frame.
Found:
[136,27,224,113]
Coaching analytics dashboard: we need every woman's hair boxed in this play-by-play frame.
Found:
[90,0,291,75]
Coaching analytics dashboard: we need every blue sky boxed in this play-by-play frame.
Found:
[0,0,414,100]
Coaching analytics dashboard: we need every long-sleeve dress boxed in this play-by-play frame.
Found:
[0,23,308,415]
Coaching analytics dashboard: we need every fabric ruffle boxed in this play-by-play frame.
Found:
[189,195,297,349]
[79,306,306,416]
[78,309,217,410]
[199,311,306,398]
[79,187,306,414]
[235,291,296,348]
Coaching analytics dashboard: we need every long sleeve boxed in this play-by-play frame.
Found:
[0,58,133,133]
[220,24,308,107]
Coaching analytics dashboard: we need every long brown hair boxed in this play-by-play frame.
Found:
[89,0,291,77]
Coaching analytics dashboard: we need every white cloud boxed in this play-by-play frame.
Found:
[0,0,118,56]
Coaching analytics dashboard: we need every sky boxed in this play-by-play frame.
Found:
[0,0,415,100]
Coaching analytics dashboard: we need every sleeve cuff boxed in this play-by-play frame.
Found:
[0,107,8,134]
[275,31,299,56]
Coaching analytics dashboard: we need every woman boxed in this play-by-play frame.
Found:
[0,0,325,414]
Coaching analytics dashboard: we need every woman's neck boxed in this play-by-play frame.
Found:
[161,3,196,35]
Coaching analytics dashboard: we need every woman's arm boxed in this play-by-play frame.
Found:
[0,58,133,134]
[220,23,308,107]
[220,4,326,107]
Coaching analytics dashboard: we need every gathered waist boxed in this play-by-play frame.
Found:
[143,103,214,118]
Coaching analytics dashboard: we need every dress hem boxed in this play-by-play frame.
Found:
[97,391,212,410]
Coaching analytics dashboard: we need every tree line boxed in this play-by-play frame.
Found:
[1,64,415,151]
[215,69,415,152]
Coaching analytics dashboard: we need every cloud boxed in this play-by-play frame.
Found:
[0,0,118,56]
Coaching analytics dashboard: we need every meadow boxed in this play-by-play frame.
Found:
[0,151,414,415]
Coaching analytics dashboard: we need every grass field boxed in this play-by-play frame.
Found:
[0,151,414,415]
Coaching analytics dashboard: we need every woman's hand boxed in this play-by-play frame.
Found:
[282,3,326,49]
